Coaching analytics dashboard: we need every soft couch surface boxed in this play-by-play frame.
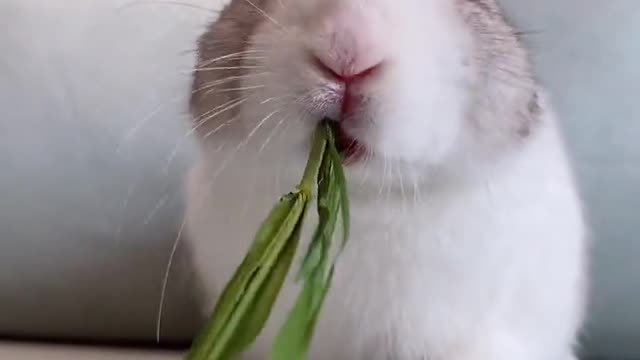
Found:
[0,342,181,360]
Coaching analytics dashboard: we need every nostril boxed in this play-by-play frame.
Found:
[312,55,342,81]
[347,63,382,83]
[311,54,382,84]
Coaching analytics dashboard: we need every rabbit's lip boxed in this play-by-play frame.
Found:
[333,122,366,165]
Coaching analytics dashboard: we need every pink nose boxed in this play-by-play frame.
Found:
[307,6,387,120]
[307,4,387,85]
[312,55,382,85]
[312,55,381,121]
[312,55,381,120]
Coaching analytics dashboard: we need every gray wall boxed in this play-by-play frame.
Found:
[0,0,638,358]
[501,1,640,358]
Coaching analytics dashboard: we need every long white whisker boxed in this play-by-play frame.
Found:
[156,216,186,342]
[194,55,265,67]
[201,95,290,142]
[157,107,279,337]
[235,109,281,151]
[193,72,271,94]
[274,119,295,194]
[143,193,170,226]
[117,95,186,151]
[192,65,263,72]
[163,97,248,173]
[379,155,388,199]
[113,183,138,243]
[386,159,392,208]
[199,49,266,67]
[238,110,289,219]
[193,97,247,124]
[243,0,282,29]
[117,0,216,13]
[258,113,289,154]
[397,161,407,214]
[206,85,266,95]
[412,173,419,209]
[194,56,266,70]
[202,114,240,141]
[203,108,281,194]
[260,96,283,105]
[118,73,265,152]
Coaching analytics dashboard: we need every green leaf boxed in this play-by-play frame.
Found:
[186,119,351,360]
[225,198,308,355]
[195,194,296,341]
[270,274,316,360]
[326,124,350,249]
[270,269,333,360]
[185,191,310,360]
[297,143,339,281]
[299,124,328,192]
[271,122,346,360]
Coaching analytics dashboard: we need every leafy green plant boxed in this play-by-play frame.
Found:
[185,120,350,360]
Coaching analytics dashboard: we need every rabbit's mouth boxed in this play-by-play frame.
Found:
[330,120,367,165]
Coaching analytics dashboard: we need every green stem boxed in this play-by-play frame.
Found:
[298,123,328,192]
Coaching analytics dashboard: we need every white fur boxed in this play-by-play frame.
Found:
[185,0,587,358]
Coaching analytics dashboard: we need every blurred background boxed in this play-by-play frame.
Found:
[0,0,638,359]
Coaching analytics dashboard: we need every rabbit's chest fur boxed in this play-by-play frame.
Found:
[184,123,585,360]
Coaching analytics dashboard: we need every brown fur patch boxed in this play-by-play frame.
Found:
[458,0,541,140]
[189,0,269,138]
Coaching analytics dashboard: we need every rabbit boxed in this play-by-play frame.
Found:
[183,0,589,358]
